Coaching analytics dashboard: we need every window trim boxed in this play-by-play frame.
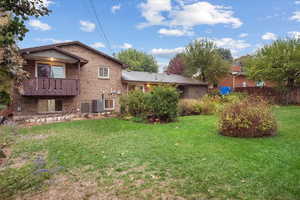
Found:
[35,61,66,79]
[104,99,115,111]
[98,67,110,79]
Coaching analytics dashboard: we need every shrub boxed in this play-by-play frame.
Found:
[148,86,179,122]
[220,92,246,104]
[120,90,149,117]
[120,85,180,123]
[178,95,220,116]
[219,97,277,137]
[178,99,201,116]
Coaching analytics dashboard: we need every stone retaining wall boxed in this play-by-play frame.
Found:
[13,112,113,125]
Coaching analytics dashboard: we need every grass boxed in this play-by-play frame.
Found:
[1,106,300,199]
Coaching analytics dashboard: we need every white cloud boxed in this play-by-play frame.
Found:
[120,43,133,49]
[35,38,71,43]
[210,37,251,56]
[290,11,300,22]
[262,32,277,40]
[170,2,242,29]
[158,28,193,36]
[150,47,185,58]
[80,20,96,32]
[239,33,248,38]
[30,0,54,7]
[295,1,300,5]
[41,0,54,6]
[28,19,51,31]
[111,4,121,13]
[288,31,300,39]
[138,1,242,30]
[138,0,171,28]
[91,42,105,49]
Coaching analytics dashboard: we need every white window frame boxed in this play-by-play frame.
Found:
[104,99,115,110]
[35,61,66,79]
[98,67,110,79]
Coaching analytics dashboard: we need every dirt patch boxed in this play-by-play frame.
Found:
[14,164,187,200]
[0,151,48,171]
[16,174,120,200]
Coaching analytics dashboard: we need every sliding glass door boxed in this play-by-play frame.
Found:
[36,63,65,78]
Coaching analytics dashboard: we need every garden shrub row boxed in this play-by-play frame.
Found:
[178,93,246,116]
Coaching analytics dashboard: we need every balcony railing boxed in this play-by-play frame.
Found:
[21,78,79,96]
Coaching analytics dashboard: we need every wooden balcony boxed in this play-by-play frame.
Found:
[21,78,79,96]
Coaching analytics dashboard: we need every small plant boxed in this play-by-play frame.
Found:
[219,97,277,137]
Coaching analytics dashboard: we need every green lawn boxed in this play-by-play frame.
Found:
[1,106,300,199]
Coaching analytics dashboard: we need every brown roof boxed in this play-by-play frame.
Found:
[20,46,88,64]
[20,41,126,67]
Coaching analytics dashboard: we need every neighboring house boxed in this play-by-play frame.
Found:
[12,41,207,117]
[218,65,274,89]
[122,70,207,99]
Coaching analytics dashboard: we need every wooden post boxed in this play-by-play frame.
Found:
[77,62,80,95]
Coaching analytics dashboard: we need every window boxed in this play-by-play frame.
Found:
[51,66,65,78]
[38,99,63,113]
[98,67,110,79]
[127,84,145,93]
[36,63,65,78]
[256,81,265,87]
[104,99,114,110]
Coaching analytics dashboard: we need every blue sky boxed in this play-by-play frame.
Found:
[21,0,300,71]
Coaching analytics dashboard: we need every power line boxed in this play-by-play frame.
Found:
[87,0,113,53]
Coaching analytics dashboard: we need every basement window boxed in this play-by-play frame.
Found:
[104,99,114,110]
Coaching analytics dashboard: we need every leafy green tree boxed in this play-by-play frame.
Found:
[184,39,230,85]
[245,39,300,87]
[0,0,51,95]
[216,48,233,62]
[116,49,158,73]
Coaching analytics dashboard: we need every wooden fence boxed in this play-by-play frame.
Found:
[234,87,300,104]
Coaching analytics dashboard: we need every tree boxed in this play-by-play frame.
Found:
[245,39,300,88]
[165,53,185,75]
[0,0,51,95]
[116,49,158,73]
[216,48,233,62]
[184,39,230,85]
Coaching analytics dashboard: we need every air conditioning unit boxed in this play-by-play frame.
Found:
[91,100,104,113]
[81,103,90,113]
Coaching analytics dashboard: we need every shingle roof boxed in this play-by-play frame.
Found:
[122,70,207,85]
[20,41,126,67]
[20,46,88,64]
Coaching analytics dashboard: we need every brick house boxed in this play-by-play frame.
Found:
[12,41,207,117]
[218,65,275,89]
